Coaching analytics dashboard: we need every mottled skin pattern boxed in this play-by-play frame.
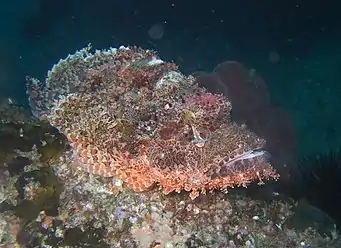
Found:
[27,46,279,199]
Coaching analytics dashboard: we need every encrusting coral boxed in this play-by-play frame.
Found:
[26,45,279,199]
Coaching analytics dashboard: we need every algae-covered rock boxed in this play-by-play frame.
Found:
[0,121,66,165]
[14,166,63,219]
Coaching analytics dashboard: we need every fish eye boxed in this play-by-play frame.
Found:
[164,102,174,110]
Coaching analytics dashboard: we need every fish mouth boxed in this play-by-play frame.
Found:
[228,149,270,165]
[211,149,271,179]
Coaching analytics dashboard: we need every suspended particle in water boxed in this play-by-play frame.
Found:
[268,51,280,64]
[148,23,164,40]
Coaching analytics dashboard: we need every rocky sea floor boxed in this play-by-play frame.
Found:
[0,99,340,248]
